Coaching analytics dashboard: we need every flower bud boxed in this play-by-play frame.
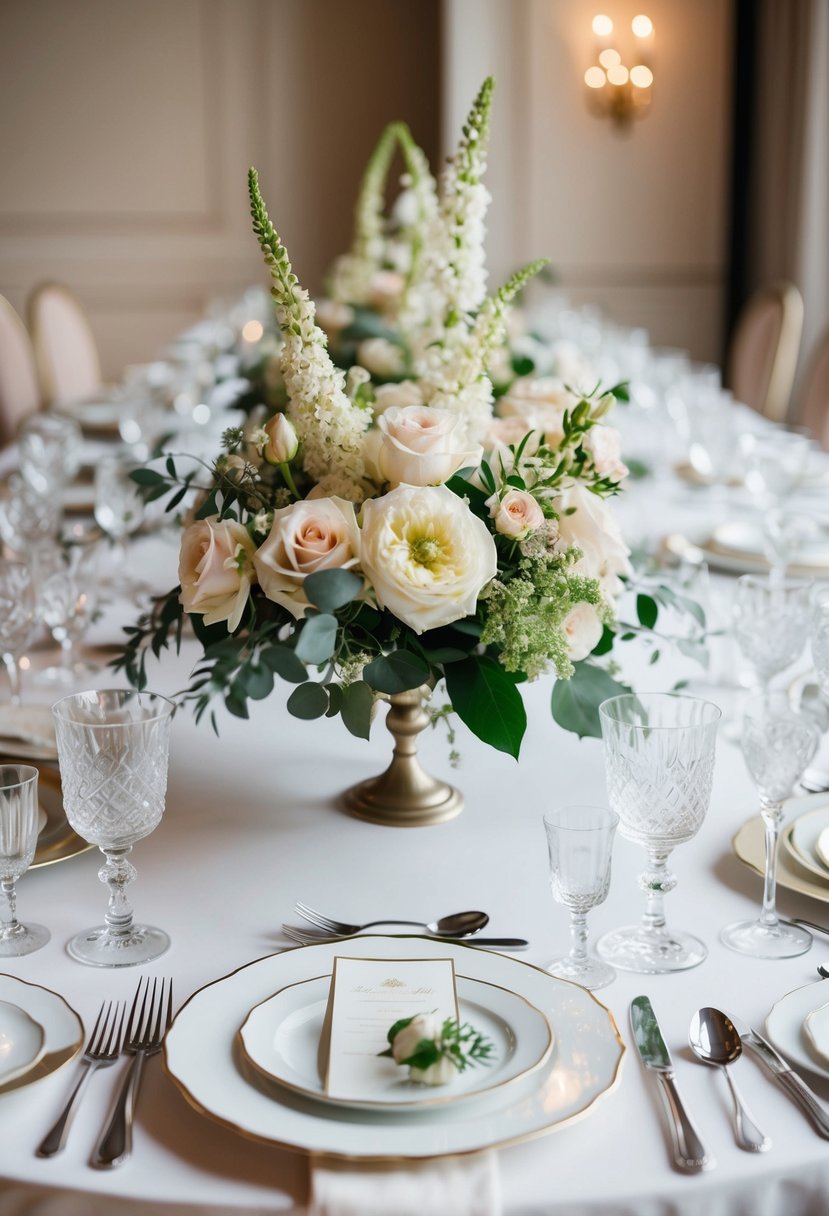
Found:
[262,414,298,465]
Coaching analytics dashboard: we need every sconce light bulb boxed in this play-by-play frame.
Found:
[598,48,622,69]
[606,64,630,86]
[592,14,614,36]
[632,14,654,37]
[241,319,264,343]
[584,66,607,89]
[630,64,654,88]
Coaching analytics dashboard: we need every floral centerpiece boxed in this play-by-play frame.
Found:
[116,79,641,824]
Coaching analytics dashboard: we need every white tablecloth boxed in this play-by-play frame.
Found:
[3,466,829,1216]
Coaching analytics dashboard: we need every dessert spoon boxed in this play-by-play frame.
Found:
[689,1007,771,1152]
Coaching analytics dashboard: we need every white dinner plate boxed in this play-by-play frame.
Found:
[663,529,829,578]
[0,1000,45,1085]
[0,974,83,1096]
[165,936,624,1161]
[766,981,829,1081]
[239,973,553,1112]
[803,1002,829,1070]
[785,804,829,881]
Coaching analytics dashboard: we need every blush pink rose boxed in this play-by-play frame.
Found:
[179,516,256,631]
[253,497,361,619]
[378,405,482,488]
[582,425,629,482]
[486,488,544,539]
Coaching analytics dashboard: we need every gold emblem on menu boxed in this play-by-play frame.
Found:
[381,977,406,988]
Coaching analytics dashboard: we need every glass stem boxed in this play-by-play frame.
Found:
[61,637,74,672]
[0,877,20,939]
[98,846,137,940]
[759,801,783,929]
[2,653,21,706]
[568,910,589,964]
[640,848,677,936]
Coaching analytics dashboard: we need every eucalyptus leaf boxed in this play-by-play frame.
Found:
[286,682,329,719]
[340,681,375,739]
[636,593,659,630]
[294,613,338,664]
[261,644,308,683]
[303,569,363,613]
[363,650,429,694]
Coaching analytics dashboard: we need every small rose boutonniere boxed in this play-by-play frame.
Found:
[379,1011,495,1086]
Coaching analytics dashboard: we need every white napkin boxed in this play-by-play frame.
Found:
[0,705,56,748]
[309,1152,501,1216]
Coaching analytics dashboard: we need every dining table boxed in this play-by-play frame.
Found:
[3,416,829,1216]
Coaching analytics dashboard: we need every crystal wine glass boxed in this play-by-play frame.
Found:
[739,429,811,580]
[597,693,721,973]
[0,764,49,956]
[0,560,36,705]
[33,545,100,685]
[52,689,175,967]
[18,413,82,497]
[720,698,819,958]
[733,575,812,700]
[94,453,146,598]
[543,805,618,990]
[812,586,829,701]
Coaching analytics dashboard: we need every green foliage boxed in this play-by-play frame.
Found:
[551,662,631,740]
[444,656,526,759]
[363,650,429,695]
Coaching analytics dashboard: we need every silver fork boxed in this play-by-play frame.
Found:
[294,900,427,935]
[282,923,530,950]
[36,999,126,1158]
[91,976,173,1169]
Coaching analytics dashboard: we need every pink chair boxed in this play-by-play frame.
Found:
[797,327,829,451]
[0,294,41,447]
[27,282,101,407]
[726,282,803,421]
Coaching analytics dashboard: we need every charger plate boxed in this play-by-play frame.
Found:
[165,935,624,1161]
[765,982,829,1081]
[663,530,828,578]
[239,972,553,1111]
[732,793,829,905]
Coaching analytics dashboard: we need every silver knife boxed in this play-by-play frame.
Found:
[630,996,715,1173]
[727,1011,829,1139]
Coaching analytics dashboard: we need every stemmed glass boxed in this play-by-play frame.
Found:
[94,453,146,597]
[52,689,175,967]
[543,805,618,990]
[18,413,82,497]
[33,546,100,685]
[0,560,36,705]
[738,429,811,580]
[812,586,829,700]
[0,764,49,956]
[721,698,819,958]
[597,693,721,973]
[733,575,812,701]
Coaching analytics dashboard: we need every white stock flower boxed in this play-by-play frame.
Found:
[254,497,361,619]
[179,517,256,631]
[378,406,482,487]
[561,601,604,661]
[556,483,632,598]
[361,484,497,633]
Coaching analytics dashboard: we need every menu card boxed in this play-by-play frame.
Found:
[321,956,458,1100]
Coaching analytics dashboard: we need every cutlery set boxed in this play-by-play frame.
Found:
[36,976,172,1167]
[282,902,530,950]
[631,995,829,1174]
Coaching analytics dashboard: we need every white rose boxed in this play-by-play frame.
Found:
[486,488,544,539]
[357,337,407,379]
[253,497,361,619]
[372,380,424,417]
[179,516,256,631]
[498,378,576,449]
[556,483,632,598]
[582,425,628,482]
[367,270,406,312]
[378,406,482,488]
[561,601,604,661]
[361,484,497,634]
[390,1013,441,1064]
[483,416,542,455]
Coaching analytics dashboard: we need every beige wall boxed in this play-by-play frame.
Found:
[0,0,440,379]
[444,0,733,362]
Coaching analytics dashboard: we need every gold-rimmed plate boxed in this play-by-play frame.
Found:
[0,974,83,1096]
[164,935,624,1162]
[239,972,553,1112]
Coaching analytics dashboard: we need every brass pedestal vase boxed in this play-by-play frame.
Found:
[343,688,463,827]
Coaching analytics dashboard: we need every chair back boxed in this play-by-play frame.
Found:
[0,294,41,447]
[726,282,803,421]
[797,327,829,451]
[28,282,101,407]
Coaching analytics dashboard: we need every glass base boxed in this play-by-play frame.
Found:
[546,953,616,990]
[720,917,812,959]
[0,922,50,957]
[66,923,170,968]
[597,924,707,973]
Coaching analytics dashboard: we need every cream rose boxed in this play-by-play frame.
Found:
[389,1013,456,1086]
[179,516,256,632]
[254,496,361,619]
[372,380,424,417]
[498,378,577,449]
[361,484,497,634]
[556,483,632,598]
[357,337,407,379]
[378,406,483,488]
[367,269,406,311]
[483,416,542,454]
[561,601,604,661]
[486,488,544,539]
[582,425,628,483]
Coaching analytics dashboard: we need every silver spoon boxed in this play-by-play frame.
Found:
[689,1008,771,1152]
[294,903,489,938]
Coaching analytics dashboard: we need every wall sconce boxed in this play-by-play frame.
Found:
[584,14,654,129]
